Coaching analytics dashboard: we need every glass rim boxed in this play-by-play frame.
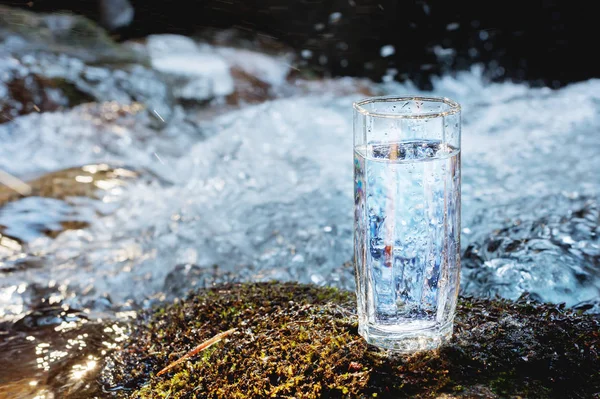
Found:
[353,95,461,119]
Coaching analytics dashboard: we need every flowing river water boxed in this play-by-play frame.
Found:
[0,29,599,397]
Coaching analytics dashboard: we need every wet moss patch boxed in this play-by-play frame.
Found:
[101,282,600,398]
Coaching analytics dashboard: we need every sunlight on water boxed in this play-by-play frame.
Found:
[0,70,598,322]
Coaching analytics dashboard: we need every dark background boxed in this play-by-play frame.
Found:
[1,0,597,89]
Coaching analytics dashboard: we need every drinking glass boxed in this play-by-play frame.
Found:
[353,96,461,352]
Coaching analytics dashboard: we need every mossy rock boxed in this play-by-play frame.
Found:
[0,5,144,64]
[100,282,600,398]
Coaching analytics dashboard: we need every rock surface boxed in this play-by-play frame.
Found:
[0,6,303,124]
[0,163,140,274]
[101,282,600,399]
[0,6,173,124]
[0,5,141,64]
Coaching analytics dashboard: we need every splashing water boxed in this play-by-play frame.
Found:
[0,70,599,320]
[0,64,599,397]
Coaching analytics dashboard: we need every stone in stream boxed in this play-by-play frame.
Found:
[0,70,94,123]
[0,50,173,126]
[0,162,139,272]
[0,6,300,124]
[0,5,141,64]
[0,6,172,124]
[0,163,139,207]
[98,282,600,399]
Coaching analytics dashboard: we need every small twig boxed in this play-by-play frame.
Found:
[156,328,236,377]
[0,169,32,196]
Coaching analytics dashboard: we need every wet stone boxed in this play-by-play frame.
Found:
[0,163,139,248]
[0,51,174,125]
[0,164,139,207]
[0,67,92,123]
[0,5,143,64]
[0,6,172,124]
[12,306,88,330]
[0,163,140,279]
[0,307,128,399]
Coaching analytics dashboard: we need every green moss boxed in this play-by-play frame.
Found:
[101,282,600,399]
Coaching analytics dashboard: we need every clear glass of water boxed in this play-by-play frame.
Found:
[353,96,461,352]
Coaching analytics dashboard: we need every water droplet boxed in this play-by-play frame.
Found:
[329,12,342,24]
[380,45,395,57]
[301,49,313,59]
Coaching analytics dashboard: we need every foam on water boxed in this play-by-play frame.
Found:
[1,69,599,318]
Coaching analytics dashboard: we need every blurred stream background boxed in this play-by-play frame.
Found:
[0,0,598,397]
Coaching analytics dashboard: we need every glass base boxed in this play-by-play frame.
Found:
[358,321,453,353]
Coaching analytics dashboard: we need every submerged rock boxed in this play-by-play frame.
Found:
[0,66,93,123]
[0,51,173,125]
[0,163,139,272]
[101,282,600,399]
[0,163,139,207]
